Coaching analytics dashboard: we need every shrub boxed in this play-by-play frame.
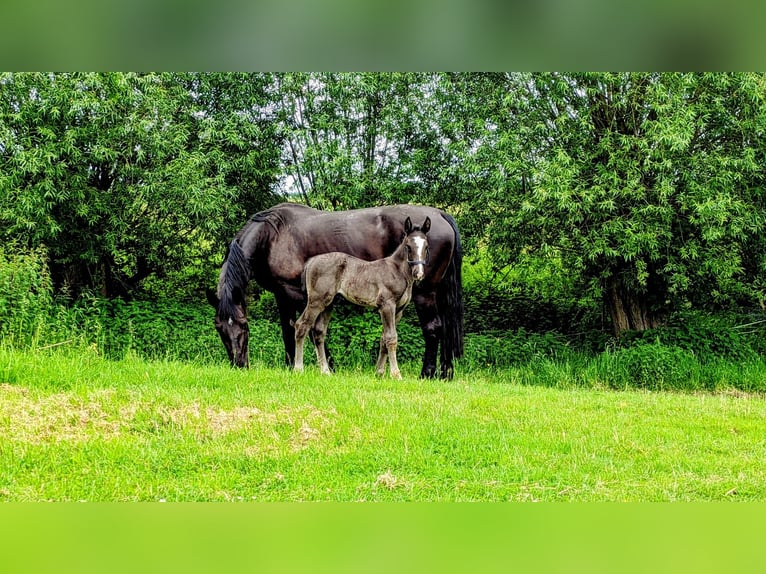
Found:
[462,252,601,335]
[462,329,573,370]
[324,301,425,368]
[0,245,53,347]
[596,341,702,391]
[55,297,226,363]
[247,319,287,367]
[619,311,761,363]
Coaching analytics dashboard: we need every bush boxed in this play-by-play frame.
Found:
[109,299,227,362]
[596,341,703,391]
[462,329,573,370]
[48,297,226,363]
[247,319,287,367]
[462,251,601,335]
[0,245,53,347]
[324,301,425,368]
[619,311,761,363]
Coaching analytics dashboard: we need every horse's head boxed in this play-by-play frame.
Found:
[403,216,431,283]
[206,287,250,368]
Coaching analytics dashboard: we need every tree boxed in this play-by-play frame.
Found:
[0,72,282,299]
[273,72,447,209]
[442,73,766,335]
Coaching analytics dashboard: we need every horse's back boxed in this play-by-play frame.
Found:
[271,203,455,279]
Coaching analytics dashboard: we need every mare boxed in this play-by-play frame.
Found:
[207,202,463,379]
[294,216,430,379]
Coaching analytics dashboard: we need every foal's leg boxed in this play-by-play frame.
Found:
[376,307,404,377]
[375,333,389,377]
[379,304,401,380]
[312,307,334,375]
[293,302,324,373]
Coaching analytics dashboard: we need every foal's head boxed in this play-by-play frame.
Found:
[403,216,431,283]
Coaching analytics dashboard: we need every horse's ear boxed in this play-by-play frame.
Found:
[404,217,413,234]
[422,216,431,234]
[206,288,219,308]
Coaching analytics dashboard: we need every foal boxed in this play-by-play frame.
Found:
[294,216,431,379]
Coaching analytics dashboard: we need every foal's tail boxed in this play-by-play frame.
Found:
[438,212,465,364]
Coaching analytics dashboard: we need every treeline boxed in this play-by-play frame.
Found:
[2,73,766,340]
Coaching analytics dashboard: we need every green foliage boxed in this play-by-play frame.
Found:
[463,269,598,335]
[427,73,766,333]
[4,348,766,501]
[84,298,227,363]
[275,73,441,209]
[246,319,286,367]
[0,72,282,299]
[0,244,52,346]
[619,311,761,363]
[596,342,703,391]
[5,72,766,340]
[461,251,604,360]
[324,302,425,368]
[462,329,573,370]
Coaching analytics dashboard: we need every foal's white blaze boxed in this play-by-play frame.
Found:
[411,235,427,281]
[412,236,427,254]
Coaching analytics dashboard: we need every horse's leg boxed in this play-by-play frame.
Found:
[413,291,442,379]
[312,307,334,375]
[293,323,305,373]
[379,304,401,380]
[439,330,454,380]
[276,293,299,367]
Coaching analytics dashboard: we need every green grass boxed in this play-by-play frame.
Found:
[1,347,766,501]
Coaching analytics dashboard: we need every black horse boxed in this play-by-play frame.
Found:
[207,202,464,379]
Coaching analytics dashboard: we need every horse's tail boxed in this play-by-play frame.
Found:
[438,212,465,363]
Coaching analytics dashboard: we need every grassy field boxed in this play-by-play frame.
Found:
[1,347,765,501]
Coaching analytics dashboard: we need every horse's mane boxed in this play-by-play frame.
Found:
[217,239,250,320]
[248,204,296,236]
[217,205,299,319]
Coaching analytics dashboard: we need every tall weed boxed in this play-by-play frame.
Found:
[594,341,703,391]
[462,329,573,370]
[0,245,53,347]
[619,311,761,363]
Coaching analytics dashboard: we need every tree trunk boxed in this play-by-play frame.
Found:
[604,277,662,337]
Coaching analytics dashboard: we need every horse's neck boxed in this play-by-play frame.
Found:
[237,220,271,261]
[386,241,414,283]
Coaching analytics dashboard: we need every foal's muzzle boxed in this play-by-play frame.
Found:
[409,260,427,282]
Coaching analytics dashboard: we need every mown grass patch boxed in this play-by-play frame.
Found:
[1,347,765,501]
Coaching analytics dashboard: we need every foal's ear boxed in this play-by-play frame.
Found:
[422,216,431,234]
[404,217,413,234]
[206,288,220,308]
